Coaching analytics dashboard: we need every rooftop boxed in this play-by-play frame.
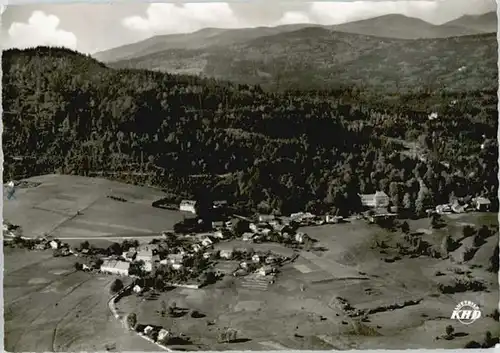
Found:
[101,260,130,271]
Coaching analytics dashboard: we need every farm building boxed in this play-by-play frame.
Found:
[220,249,233,259]
[360,191,390,208]
[258,214,275,223]
[212,200,228,209]
[136,248,153,263]
[474,197,491,211]
[258,265,275,276]
[249,223,259,233]
[325,215,343,223]
[49,240,60,249]
[295,232,307,243]
[179,200,197,214]
[158,329,172,342]
[212,220,225,229]
[242,232,254,242]
[166,253,184,264]
[100,260,130,276]
[203,251,214,259]
[124,247,137,261]
[213,230,226,239]
[192,244,202,252]
[265,255,278,264]
[143,326,154,336]
[201,237,213,247]
[35,243,47,250]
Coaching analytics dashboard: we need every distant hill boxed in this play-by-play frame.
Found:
[107,28,497,93]
[445,12,497,34]
[329,14,489,39]
[94,12,496,64]
[93,24,318,63]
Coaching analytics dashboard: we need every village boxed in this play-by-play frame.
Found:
[3,172,499,351]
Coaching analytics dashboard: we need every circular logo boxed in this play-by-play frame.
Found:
[452,301,481,325]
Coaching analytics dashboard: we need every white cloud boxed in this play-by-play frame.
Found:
[6,11,77,50]
[275,11,312,26]
[122,3,244,37]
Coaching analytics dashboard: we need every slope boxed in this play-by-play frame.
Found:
[93,24,317,63]
[109,28,497,93]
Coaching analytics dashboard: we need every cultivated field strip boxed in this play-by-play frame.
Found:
[240,275,272,291]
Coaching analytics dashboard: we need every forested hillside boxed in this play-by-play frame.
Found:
[2,47,498,216]
[109,30,497,93]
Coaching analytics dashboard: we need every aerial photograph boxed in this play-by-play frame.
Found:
[1,0,499,351]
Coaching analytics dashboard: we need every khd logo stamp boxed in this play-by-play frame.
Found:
[450,301,481,325]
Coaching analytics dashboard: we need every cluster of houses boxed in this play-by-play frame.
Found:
[232,251,284,278]
[434,196,491,215]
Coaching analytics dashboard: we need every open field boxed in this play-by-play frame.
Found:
[118,212,498,350]
[4,174,187,239]
[4,248,160,352]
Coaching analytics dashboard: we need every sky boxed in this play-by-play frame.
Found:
[1,0,496,54]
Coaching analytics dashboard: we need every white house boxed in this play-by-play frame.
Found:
[295,232,306,243]
[213,200,228,209]
[136,247,154,263]
[144,326,154,336]
[258,265,274,276]
[124,247,137,261]
[240,261,249,269]
[242,232,254,242]
[220,249,233,259]
[326,215,342,223]
[158,329,172,342]
[133,284,143,294]
[172,263,183,270]
[474,197,491,212]
[261,228,272,235]
[249,223,259,233]
[192,244,202,253]
[100,260,130,276]
[258,214,275,223]
[265,255,277,265]
[213,230,225,239]
[49,240,60,249]
[212,220,225,229]
[252,254,261,263]
[201,237,213,247]
[203,251,213,259]
[360,191,390,208]
[166,253,184,264]
[179,200,197,214]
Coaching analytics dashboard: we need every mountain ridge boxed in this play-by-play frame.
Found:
[93,11,497,63]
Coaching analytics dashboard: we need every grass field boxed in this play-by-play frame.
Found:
[4,248,159,352]
[4,174,186,240]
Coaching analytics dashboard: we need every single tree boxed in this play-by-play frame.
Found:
[160,300,167,317]
[445,325,454,338]
[401,221,410,234]
[110,278,124,294]
[126,313,137,330]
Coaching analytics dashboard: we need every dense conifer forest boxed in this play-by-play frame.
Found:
[2,47,498,216]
